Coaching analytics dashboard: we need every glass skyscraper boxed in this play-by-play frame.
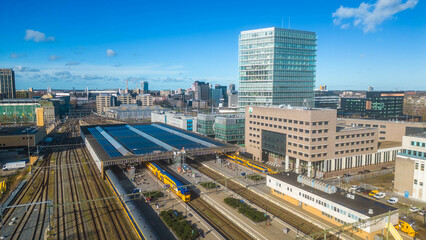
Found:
[238,27,317,112]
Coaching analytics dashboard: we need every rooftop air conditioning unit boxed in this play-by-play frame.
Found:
[368,209,374,215]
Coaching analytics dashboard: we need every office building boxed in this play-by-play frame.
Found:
[314,91,339,109]
[0,126,47,148]
[0,68,16,99]
[246,106,401,178]
[214,115,245,144]
[338,119,426,142]
[141,81,149,93]
[238,27,317,112]
[340,91,404,119]
[211,88,223,107]
[151,111,194,131]
[196,114,217,138]
[193,81,210,102]
[96,94,116,114]
[394,134,426,201]
[215,85,228,107]
[228,92,239,108]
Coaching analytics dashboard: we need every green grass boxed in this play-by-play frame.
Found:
[224,197,267,223]
[200,181,218,189]
[247,174,264,181]
[160,209,199,240]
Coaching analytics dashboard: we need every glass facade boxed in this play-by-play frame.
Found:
[238,27,317,112]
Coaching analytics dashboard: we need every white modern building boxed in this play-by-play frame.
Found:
[151,111,194,131]
[395,134,426,201]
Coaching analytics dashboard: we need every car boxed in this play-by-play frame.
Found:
[363,170,371,173]
[355,187,365,193]
[369,190,379,197]
[349,185,358,192]
[418,210,425,216]
[358,171,364,174]
[381,167,388,170]
[374,192,386,199]
[387,197,399,204]
[409,207,419,213]
[343,173,351,177]
[363,189,372,195]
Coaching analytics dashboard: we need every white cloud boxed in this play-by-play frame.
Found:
[49,55,62,61]
[65,61,80,66]
[10,53,27,58]
[24,29,55,42]
[332,0,418,32]
[14,66,40,72]
[106,49,116,57]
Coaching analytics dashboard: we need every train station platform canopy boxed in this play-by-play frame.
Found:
[81,123,238,166]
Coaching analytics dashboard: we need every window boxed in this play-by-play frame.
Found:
[421,164,424,171]
[414,179,418,185]
[421,182,424,186]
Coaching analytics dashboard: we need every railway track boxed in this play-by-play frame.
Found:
[156,162,253,240]
[187,157,337,240]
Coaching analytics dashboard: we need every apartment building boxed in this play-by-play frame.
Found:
[245,106,401,178]
[96,94,116,114]
[117,94,132,105]
[394,134,426,201]
[136,94,154,106]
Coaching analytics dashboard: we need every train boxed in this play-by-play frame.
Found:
[145,162,191,202]
[105,167,159,240]
[224,154,277,175]
[395,215,419,237]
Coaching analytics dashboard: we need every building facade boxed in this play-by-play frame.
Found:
[193,81,210,102]
[0,99,39,123]
[214,115,245,144]
[238,27,317,112]
[394,135,426,201]
[96,94,116,114]
[0,69,16,99]
[117,94,132,105]
[141,81,149,93]
[105,105,162,120]
[137,94,154,106]
[245,106,401,178]
[151,111,194,131]
[196,114,216,137]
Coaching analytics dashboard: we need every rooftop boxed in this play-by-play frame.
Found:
[0,126,39,136]
[271,172,398,217]
[336,124,375,132]
[378,141,402,149]
[250,105,336,111]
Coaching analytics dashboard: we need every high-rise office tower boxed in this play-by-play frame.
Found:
[141,81,149,93]
[0,68,16,99]
[238,27,317,112]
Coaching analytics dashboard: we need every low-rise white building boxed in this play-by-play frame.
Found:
[151,111,194,131]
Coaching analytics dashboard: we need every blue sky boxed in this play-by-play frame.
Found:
[0,0,425,90]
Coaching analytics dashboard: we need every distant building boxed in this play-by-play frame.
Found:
[96,94,116,114]
[0,68,16,99]
[136,94,154,106]
[105,105,162,120]
[340,91,404,119]
[193,81,210,102]
[0,126,47,148]
[214,115,245,144]
[16,90,33,99]
[314,91,339,109]
[196,114,217,137]
[228,92,238,108]
[141,81,149,93]
[0,99,39,122]
[117,94,132,105]
[238,27,317,112]
[215,85,228,107]
[210,88,223,107]
[394,134,426,201]
[151,111,194,131]
[228,84,236,93]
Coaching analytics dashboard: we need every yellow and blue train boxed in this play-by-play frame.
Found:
[224,154,277,174]
[145,162,191,202]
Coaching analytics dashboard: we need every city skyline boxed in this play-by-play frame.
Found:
[1,0,425,90]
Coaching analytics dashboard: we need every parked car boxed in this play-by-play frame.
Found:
[356,187,365,193]
[387,197,399,204]
[381,167,388,170]
[409,207,419,213]
[363,170,371,173]
[418,210,425,216]
[363,189,372,195]
[358,171,364,174]
[369,190,379,197]
[374,192,386,199]
[343,173,351,177]
[349,185,358,192]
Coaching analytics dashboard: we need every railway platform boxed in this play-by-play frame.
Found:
[126,167,222,240]
[159,163,301,240]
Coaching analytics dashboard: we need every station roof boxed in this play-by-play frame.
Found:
[270,172,398,218]
[81,123,238,166]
